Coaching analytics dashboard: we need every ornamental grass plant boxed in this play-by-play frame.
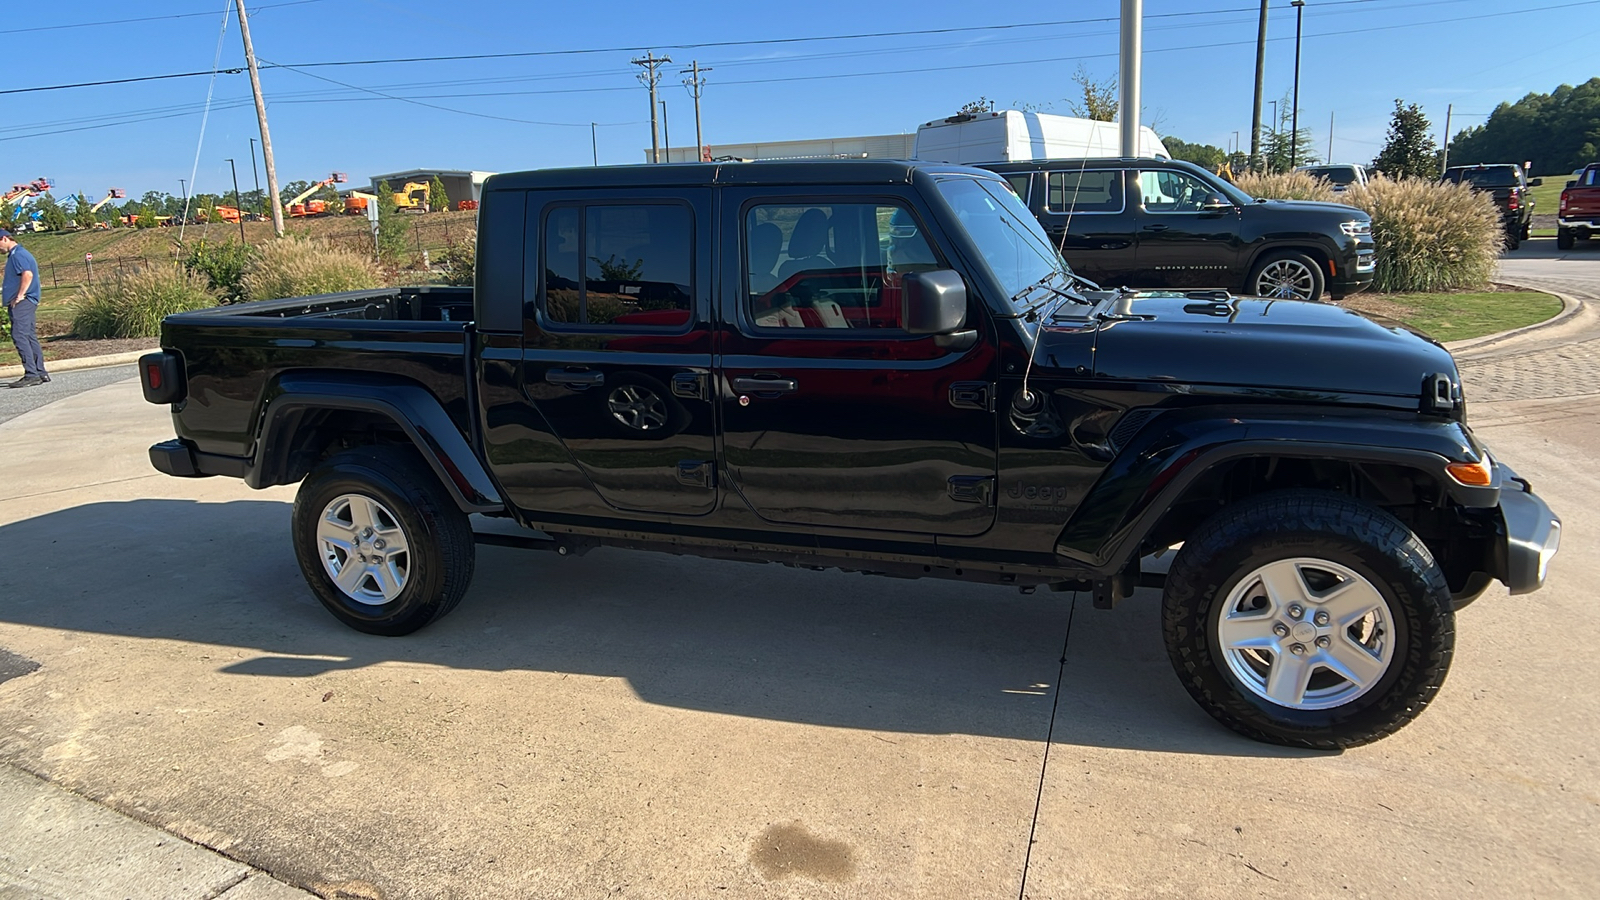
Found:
[242,235,382,302]
[1234,172,1503,293]
[1341,176,1503,293]
[70,264,219,339]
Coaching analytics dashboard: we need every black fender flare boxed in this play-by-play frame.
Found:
[249,372,504,513]
[1055,409,1498,574]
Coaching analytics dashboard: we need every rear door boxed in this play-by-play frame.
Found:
[517,188,718,516]
[1031,167,1136,285]
[716,186,1000,538]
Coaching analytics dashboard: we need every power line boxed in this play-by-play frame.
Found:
[0,69,245,96]
[11,0,323,34]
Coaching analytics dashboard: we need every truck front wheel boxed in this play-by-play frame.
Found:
[292,446,475,635]
[1161,491,1453,749]
[1248,251,1325,302]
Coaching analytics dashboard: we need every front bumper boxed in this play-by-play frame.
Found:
[1495,463,1561,594]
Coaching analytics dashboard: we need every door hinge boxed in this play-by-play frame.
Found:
[677,459,716,489]
[947,475,995,505]
[949,381,993,411]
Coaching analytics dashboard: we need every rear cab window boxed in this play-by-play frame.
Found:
[1046,169,1125,213]
[539,203,693,329]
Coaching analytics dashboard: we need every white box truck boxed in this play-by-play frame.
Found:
[913,110,1169,164]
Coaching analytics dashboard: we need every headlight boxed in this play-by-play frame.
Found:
[1340,219,1371,236]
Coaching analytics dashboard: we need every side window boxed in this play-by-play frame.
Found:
[744,203,939,330]
[1137,170,1214,213]
[540,203,692,328]
[1046,170,1125,213]
[1003,174,1032,205]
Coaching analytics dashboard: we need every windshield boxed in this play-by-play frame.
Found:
[933,175,1068,310]
[1444,167,1517,188]
[1303,166,1359,185]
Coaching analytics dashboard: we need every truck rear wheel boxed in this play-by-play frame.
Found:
[1161,491,1453,749]
[1557,228,1576,250]
[292,445,475,635]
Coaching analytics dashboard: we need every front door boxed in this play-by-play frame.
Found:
[518,189,718,517]
[716,188,1000,537]
[1031,167,1135,286]
[1132,168,1244,289]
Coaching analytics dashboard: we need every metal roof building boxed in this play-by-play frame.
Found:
[652,134,915,163]
[365,169,495,207]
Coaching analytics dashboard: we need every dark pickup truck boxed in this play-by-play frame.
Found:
[141,160,1559,749]
[1441,163,1540,250]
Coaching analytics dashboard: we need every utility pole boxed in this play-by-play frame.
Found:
[1441,103,1453,174]
[632,51,671,163]
[682,61,712,161]
[591,123,598,166]
[661,101,671,162]
[235,0,283,235]
[1289,0,1305,169]
[226,158,247,245]
[248,137,263,219]
[1328,111,1334,162]
[1250,0,1269,171]
[1119,0,1142,158]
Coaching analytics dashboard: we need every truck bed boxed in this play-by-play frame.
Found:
[160,286,477,461]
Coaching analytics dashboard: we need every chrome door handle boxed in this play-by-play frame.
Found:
[546,369,604,388]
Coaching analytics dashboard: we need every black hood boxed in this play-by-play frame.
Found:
[1040,293,1456,400]
[1251,198,1367,218]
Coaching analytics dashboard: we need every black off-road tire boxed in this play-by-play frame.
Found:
[1162,490,1454,749]
[1557,228,1576,250]
[1247,250,1326,303]
[292,445,475,635]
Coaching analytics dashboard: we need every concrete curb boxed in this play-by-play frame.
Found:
[1443,282,1583,353]
[0,349,146,380]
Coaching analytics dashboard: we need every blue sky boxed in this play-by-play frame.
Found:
[5,0,1597,203]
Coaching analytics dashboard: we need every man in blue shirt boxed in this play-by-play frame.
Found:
[1,228,48,387]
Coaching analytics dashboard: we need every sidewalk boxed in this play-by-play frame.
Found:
[0,764,315,900]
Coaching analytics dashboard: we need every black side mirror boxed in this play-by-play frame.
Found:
[1529,178,1544,187]
[1201,193,1233,211]
[903,269,968,335]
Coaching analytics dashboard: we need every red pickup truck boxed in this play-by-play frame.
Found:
[1557,163,1600,249]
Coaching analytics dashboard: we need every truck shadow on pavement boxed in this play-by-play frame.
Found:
[0,498,1313,757]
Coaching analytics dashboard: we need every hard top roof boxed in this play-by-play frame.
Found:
[484,159,991,192]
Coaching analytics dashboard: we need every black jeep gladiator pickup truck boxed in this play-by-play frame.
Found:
[140,160,1559,749]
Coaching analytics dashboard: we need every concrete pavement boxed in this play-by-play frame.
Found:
[0,243,1595,899]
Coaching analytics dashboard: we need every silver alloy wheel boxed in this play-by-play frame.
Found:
[316,493,411,606]
[1214,557,1395,710]
[1254,258,1317,300]
[607,384,668,431]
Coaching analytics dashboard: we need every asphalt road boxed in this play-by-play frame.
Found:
[0,243,1594,898]
[0,364,136,427]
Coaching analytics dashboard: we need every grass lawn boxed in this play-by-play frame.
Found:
[0,287,151,369]
[1530,174,1573,218]
[1342,290,1561,343]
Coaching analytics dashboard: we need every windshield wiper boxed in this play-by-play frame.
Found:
[1013,270,1091,316]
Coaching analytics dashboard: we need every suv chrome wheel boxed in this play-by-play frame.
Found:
[316,493,411,605]
[1253,258,1318,300]
[607,383,668,431]
[1214,557,1395,710]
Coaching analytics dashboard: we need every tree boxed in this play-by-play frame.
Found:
[1161,137,1229,170]
[74,193,97,230]
[1065,64,1117,122]
[428,176,450,213]
[1257,95,1319,173]
[33,192,69,232]
[1373,99,1438,179]
[1447,77,1600,174]
[278,180,311,207]
[374,180,410,263]
[957,97,995,117]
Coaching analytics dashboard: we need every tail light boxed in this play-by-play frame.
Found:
[1507,191,1520,210]
[139,351,186,404]
[1561,192,1571,213]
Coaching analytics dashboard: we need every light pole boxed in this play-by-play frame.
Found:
[226,158,246,245]
[661,101,671,162]
[248,137,264,219]
[1290,0,1306,168]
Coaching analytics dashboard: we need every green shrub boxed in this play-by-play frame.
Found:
[71,265,219,338]
[1233,170,1341,203]
[242,235,382,302]
[438,231,476,285]
[1343,176,1503,292]
[181,239,257,303]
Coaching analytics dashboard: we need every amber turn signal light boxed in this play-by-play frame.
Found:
[1446,459,1493,486]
